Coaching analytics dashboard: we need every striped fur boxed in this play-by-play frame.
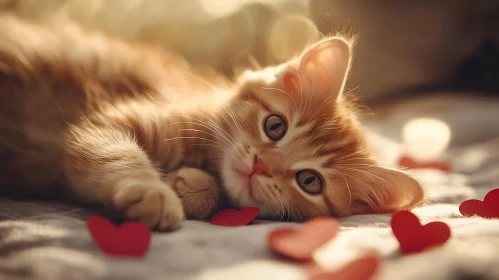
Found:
[0,14,424,230]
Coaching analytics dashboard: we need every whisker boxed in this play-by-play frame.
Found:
[160,86,206,94]
[291,66,305,114]
[169,107,221,134]
[284,201,291,221]
[309,93,337,120]
[166,121,234,146]
[337,167,389,185]
[261,87,298,112]
[304,77,313,118]
[223,105,243,137]
[335,170,352,215]
[333,145,372,161]
[169,114,237,145]
[261,187,282,220]
[343,85,360,96]
[303,66,317,119]
[228,104,245,137]
[267,189,283,219]
[163,136,224,150]
[334,157,373,163]
[340,171,378,208]
[334,163,379,168]
[178,68,217,90]
[178,128,232,147]
[276,193,290,220]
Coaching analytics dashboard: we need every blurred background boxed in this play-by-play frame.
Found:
[1,0,498,147]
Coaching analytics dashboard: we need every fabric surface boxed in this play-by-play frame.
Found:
[1,97,499,280]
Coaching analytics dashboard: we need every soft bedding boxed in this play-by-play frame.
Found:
[1,96,499,280]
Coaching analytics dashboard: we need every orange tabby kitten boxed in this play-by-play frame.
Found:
[0,15,424,230]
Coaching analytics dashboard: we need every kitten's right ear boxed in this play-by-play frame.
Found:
[280,37,352,100]
[348,166,426,215]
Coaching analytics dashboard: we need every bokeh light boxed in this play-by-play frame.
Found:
[200,0,247,18]
[402,118,452,162]
[6,0,316,71]
[268,14,319,61]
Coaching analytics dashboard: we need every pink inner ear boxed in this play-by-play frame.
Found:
[283,73,297,93]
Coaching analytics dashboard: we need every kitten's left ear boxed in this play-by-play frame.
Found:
[285,37,351,99]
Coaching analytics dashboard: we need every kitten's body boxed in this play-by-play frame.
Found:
[0,15,424,230]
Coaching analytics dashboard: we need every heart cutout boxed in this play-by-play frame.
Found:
[267,217,338,262]
[399,155,450,172]
[460,188,499,218]
[209,207,260,227]
[87,215,151,258]
[306,255,380,280]
[390,210,451,255]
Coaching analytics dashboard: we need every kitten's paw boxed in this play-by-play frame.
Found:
[112,180,185,230]
[166,168,222,220]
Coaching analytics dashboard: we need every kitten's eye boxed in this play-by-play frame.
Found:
[264,114,287,141]
[296,170,322,194]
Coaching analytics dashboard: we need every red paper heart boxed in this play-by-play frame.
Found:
[390,210,451,255]
[87,215,151,258]
[209,207,260,227]
[399,155,450,172]
[459,188,499,218]
[306,255,380,280]
[267,217,338,262]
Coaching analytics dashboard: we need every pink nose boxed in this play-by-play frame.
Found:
[252,156,271,177]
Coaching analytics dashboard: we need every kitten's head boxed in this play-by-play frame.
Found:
[219,37,424,220]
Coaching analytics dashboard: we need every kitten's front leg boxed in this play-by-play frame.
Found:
[63,126,184,230]
[164,167,224,220]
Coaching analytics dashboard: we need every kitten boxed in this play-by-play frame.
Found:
[0,15,424,230]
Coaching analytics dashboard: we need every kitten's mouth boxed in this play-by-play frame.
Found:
[233,168,255,198]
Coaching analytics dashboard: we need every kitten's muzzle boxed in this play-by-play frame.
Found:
[250,156,272,178]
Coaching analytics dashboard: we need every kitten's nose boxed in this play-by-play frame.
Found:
[252,156,271,177]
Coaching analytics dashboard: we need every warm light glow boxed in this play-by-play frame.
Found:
[313,228,392,270]
[200,0,247,18]
[453,147,490,172]
[192,260,304,280]
[402,118,452,162]
[268,15,319,61]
